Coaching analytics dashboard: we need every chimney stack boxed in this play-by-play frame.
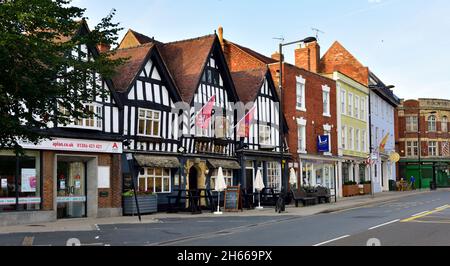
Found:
[218,26,224,50]
[97,43,111,53]
[295,41,320,73]
[271,51,284,62]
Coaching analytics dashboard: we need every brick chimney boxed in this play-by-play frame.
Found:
[218,26,224,50]
[271,51,284,62]
[97,43,111,53]
[295,41,320,73]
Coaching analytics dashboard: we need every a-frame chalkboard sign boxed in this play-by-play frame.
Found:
[223,185,242,212]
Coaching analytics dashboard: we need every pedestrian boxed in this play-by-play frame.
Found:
[410,176,416,190]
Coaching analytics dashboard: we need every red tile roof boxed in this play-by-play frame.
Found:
[108,43,155,92]
[158,35,216,103]
[226,40,277,65]
[231,68,267,104]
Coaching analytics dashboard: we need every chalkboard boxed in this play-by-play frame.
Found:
[224,186,240,212]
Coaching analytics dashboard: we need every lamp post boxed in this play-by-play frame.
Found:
[278,36,316,194]
[417,109,437,189]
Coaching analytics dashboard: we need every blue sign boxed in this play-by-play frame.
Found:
[318,135,330,153]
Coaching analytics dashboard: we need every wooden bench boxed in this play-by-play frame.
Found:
[291,188,317,207]
[316,186,332,203]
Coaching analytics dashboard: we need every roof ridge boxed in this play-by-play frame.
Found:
[114,42,154,52]
[163,34,216,45]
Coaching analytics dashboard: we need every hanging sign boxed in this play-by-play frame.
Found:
[318,135,330,153]
[21,169,37,193]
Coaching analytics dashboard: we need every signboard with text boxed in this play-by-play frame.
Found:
[18,138,123,154]
[318,135,330,153]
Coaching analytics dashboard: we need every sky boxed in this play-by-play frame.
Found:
[72,0,450,100]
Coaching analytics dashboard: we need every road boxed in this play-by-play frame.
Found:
[0,190,448,246]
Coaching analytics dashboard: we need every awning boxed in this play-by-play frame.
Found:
[134,155,180,168]
[207,159,241,170]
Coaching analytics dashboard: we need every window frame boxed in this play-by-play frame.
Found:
[296,76,306,111]
[428,115,437,132]
[137,108,162,138]
[137,167,171,194]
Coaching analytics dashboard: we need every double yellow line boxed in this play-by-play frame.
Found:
[401,205,449,222]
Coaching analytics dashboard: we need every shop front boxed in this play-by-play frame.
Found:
[0,138,123,226]
[399,160,450,189]
[299,155,340,198]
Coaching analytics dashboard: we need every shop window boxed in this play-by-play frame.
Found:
[137,168,171,193]
[267,162,281,191]
[210,169,233,189]
[302,163,313,186]
[0,152,41,213]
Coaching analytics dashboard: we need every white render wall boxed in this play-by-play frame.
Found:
[370,90,397,192]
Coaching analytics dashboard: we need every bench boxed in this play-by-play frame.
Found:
[316,186,332,203]
[291,188,318,207]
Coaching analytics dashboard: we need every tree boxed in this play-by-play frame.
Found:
[0,0,124,153]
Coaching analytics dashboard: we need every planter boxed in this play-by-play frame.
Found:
[342,185,359,197]
[123,195,158,215]
[363,184,372,195]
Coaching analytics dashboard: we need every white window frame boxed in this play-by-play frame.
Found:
[428,141,438,156]
[340,89,346,115]
[406,116,418,132]
[267,162,282,192]
[297,118,307,153]
[442,116,448,132]
[138,168,171,194]
[322,85,331,117]
[296,76,306,112]
[138,108,161,137]
[360,98,366,121]
[348,127,354,150]
[341,126,347,150]
[361,130,366,153]
[348,93,353,117]
[211,169,233,189]
[354,95,360,119]
[67,103,103,131]
[428,115,437,132]
[355,129,360,152]
[323,124,332,156]
[406,141,418,157]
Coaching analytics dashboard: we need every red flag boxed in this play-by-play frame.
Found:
[237,106,257,138]
[195,96,216,129]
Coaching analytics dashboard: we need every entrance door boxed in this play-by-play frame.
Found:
[245,161,254,193]
[57,161,87,219]
[188,167,198,190]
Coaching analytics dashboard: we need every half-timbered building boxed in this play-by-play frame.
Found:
[1,21,124,226]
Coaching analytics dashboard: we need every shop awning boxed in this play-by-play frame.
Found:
[134,155,180,168]
[207,159,241,170]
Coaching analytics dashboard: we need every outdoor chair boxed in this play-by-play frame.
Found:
[290,188,317,207]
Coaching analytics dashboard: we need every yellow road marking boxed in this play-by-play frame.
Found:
[401,205,450,222]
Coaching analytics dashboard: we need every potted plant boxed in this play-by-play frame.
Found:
[122,190,158,215]
[360,181,372,195]
[342,181,359,197]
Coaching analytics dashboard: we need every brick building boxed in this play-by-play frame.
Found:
[397,99,450,188]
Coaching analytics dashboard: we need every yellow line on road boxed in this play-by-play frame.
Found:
[401,205,450,222]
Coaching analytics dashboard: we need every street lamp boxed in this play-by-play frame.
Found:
[278,36,317,194]
[417,110,437,189]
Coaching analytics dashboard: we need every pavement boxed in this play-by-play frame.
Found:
[0,189,434,235]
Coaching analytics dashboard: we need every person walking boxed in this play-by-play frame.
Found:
[410,176,416,190]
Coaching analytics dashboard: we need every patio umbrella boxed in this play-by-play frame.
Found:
[254,169,265,210]
[289,168,297,189]
[214,167,227,215]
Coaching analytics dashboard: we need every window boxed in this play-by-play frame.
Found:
[324,125,332,155]
[298,124,306,153]
[211,169,233,189]
[348,127,354,150]
[259,125,272,146]
[296,76,306,111]
[406,116,418,132]
[442,116,448,132]
[340,89,346,114]
[341,126,347,150]
[267,162,281,191]
[138,109,161,137]
[361,130,366,152]
[406,141,418,156]
[428,115,437,132]
[355,129,360,151]
[360,98,366,121]
[354,96,360,119]
[138,168,171,193]
[348,93,353,116]
[322,86,330,116]
[63,104,103,130]
[0,151,41,213]
[428,141,438,156]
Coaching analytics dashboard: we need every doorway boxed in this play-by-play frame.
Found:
[245,161,254,193]
[56,159,87,219]
[188,167,199,190]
